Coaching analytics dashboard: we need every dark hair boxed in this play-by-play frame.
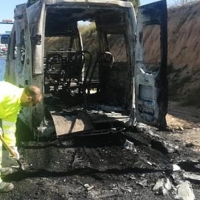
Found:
[24,85,43,104]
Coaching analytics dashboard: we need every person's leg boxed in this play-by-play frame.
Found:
[0,139,2,181]
[0,127,14,192]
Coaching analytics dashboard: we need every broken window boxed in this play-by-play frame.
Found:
[12,31,17,60]
[19,29,25,72]
[107,34,128,62]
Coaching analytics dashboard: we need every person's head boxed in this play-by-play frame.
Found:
[20,85,43,107]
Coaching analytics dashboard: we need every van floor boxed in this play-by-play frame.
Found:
[1,101,200,199]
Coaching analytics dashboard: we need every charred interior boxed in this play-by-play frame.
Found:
[42,5,134,137]
[6,0,166,140]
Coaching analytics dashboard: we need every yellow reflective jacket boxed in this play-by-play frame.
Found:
[0,81,24,146]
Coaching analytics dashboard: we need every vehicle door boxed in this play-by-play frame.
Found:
[15,6,32,86]
[135,0,168,129]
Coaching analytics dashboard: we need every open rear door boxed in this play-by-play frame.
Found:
[135,0,168,129]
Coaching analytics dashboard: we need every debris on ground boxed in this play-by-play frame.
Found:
[0,117,200,200]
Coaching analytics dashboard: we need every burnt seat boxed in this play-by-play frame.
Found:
[44,53,64,89]
[83,51,114,94]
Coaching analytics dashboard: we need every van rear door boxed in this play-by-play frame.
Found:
[135,0,168,129]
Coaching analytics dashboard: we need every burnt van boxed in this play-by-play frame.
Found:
[4,0,168,141]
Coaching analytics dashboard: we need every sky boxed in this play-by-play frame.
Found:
[0,0,175,34]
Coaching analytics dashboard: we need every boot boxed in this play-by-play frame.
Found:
[1,167,14,176]
[0,181,14,192]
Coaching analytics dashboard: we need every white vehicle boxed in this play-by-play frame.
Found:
[4,0,168,141]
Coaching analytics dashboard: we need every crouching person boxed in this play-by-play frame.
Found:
[0,81,42,192]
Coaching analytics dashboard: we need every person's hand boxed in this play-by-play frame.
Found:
[9,146,20,160]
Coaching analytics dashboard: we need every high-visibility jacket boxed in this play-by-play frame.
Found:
[0,81,24,146]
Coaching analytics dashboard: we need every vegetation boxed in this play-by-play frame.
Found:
[130,0,140,11]
[174,0,197,6]
[181,90,200,107]
[167,63,174,75]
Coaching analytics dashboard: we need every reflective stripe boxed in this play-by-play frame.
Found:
[3,130,15,135]
[0,137,2,172]
[3,128,15,134]
[2,121,15,127]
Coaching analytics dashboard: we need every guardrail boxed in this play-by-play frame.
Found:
[0,22,13,24]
